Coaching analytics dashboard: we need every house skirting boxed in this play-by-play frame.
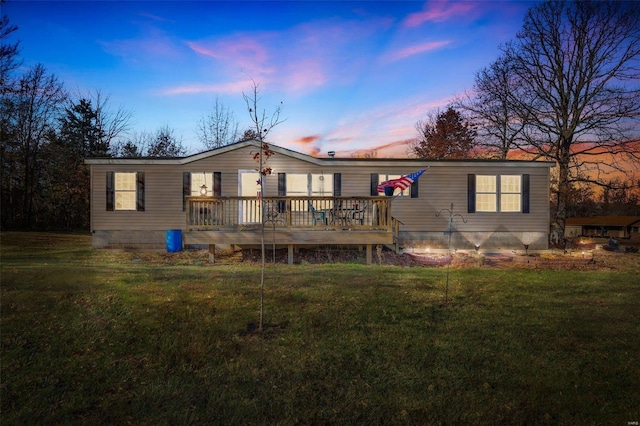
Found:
[92,230,168,250]
[398,231,549,252]
[92,229,549,252]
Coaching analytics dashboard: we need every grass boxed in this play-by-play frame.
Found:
[1,232,639,425]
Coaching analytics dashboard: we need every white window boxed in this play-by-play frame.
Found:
[115,172,137,210]
[475,175,522,212]
[287,173,333,211]
[378,174,410,197]
[286,173,333,196]
[476,175,497,212]
[286,173,310,197]
[191,172,214,196]
[310,174,332,196]
[500,175,521,212]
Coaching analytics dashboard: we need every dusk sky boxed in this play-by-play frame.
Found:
[6,0,536,157]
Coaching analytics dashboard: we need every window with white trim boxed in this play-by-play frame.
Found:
[115,172,137,210]
[191,172,214,196]
[476,175,497,212]
[286,173,333,196]
[500,175,521,212]
[473,174,523,213]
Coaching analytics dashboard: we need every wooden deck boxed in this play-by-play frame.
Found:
[183,196,398,264]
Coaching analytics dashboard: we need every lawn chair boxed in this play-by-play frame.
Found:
[351,208,365,225]
[308,201,327,225]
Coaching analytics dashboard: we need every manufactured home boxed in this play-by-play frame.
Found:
[85,140,554,263]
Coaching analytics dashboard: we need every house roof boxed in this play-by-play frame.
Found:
[85,139,556,168]
[565,216,640,227]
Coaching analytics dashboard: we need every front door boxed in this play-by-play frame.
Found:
[239,170,261,224]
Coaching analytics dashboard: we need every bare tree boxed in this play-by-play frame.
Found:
[196,97,239,150]
[456,55,527,159]
[5,64,66,228]
[498,0,640,230]
[0,6,22,228]
[351,149,378,159]
[411,107,477,159]
[0,4,21,95]
[89,90,132,156]
[242,78,285,333]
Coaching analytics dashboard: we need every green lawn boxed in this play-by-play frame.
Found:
[1,232,639,425]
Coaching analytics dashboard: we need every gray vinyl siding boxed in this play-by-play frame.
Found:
[88,141,552,247]
[92,164,186,231]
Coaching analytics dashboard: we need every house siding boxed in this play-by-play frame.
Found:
[87,141,552,251]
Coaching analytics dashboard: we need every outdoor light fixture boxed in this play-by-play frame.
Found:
[200,172,208,196]
[523,244,530,255]
[474,244,480,253]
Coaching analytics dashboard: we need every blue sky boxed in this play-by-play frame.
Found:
[6,0,534,157]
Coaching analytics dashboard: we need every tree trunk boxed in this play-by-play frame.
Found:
[555,139,572,233]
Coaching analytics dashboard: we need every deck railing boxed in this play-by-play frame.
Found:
[186,196,392,231]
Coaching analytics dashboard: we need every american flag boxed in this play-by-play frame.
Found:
[377,169,426,193]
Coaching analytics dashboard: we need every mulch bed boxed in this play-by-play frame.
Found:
[127,243,638,271]
[232,246,635,270]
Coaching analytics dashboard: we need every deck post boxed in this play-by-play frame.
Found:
[366,244,372,265]
[288,244,294,264]
[208,244,215,264]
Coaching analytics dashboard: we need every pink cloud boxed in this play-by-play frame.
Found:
[138,12,173,23]
[382,40,452,63]
[159,80,248,95]
[404,0,478,27]
[297,135,320,145]
[181,15,391,97]
[101,28,184,64]
[188,37,269,64]
[187,37,274,78]
[283,59,328,93]
[347,139,415,158]
[278,95,453,158]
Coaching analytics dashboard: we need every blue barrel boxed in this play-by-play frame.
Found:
[165,229,183,252]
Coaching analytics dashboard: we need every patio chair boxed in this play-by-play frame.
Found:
[351,208,365,225]
[308,201,327,225]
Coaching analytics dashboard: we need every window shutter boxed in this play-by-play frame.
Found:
[277,173,286,196]
[370,173,379,196]
[410,178,419,198]
[277,173,286,212]
[467,174,476,213]
[333,173,341,196]
[106,171,114,211]
[182,172,190,211]
[214,172,222,197]
[136,172,145,212]
[522,174,530,213]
